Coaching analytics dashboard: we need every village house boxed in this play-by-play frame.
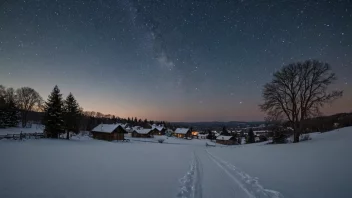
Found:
[253,130,272,137]
[132,128,153,138]
[165,129,174,137]
[91,123,126,141]
[151,125,166,135]
[174,128,191,138]
[198,134,207,139]
[191,131,199,139]
[216,135,236,145]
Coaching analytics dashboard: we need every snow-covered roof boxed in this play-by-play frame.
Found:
[214,132,220,137]
[216,135,233,140]
[132,126,143,130]
[253,130,269,133]
[175,128,190,134]
[152,125,165,131]
[133,129,153,134]
[91,123,126,133]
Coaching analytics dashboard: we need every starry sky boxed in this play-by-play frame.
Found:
[0,0,351,122]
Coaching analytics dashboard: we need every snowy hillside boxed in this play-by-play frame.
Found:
[207,127,352,198]
[1,127,352,198]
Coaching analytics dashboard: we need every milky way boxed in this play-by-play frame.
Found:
[0,0,351,121]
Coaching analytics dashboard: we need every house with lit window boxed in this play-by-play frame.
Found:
[151,125,166,135]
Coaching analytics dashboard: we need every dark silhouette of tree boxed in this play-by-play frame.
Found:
[5,98,19,127]
[260,60,342,142]
[16,87,43,127]
[134,117,138,123]
[206,130,215,140]
[0,86,19,128]
[43,86,64,138]
[221,126,230,136]
[247,128,255,143]
[0,86,6,128]
[63,93,81,139]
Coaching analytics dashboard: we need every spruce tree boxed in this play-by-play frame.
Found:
[0,89,6,128]
[0,101,6,128]
[221,126,230,136]
[63,93,81,139]
[5,99,19,127]
[43,85,64,138]
[247,128,255,144]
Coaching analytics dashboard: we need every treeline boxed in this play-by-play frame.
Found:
[80,112,172,131]
[301,112,352,133]
[0,85,42,128]
[1,84,171,136]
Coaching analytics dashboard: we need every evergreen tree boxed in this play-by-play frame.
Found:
[0,98,6,128]
[221,126,230,136]
[246,128,255,144]
[43,85,64,138]
[134,117,137,123]
[63,93,81,139]
[144,118,148,123]
[127,117,131,123]
[0,87,6,128]
[5,98,19,127]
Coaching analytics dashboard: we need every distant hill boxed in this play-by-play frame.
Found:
[172,121,265,129]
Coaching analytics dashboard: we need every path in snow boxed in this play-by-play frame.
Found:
[179,148,284,198]
[177,152,203,198]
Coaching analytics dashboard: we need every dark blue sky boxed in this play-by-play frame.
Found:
[1,0,351,121]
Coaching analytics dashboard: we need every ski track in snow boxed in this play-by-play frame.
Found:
[206,149,284,198]
[177,152,202,198]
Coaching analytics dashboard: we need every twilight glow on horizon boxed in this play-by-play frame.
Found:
[1,0,351,122]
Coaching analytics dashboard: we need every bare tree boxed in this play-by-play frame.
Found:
[0,85,5,96]
[4,87,16,103]
[260,60,343,143]
[15,87,43,127]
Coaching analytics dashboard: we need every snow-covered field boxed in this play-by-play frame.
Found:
[1,127,352,198]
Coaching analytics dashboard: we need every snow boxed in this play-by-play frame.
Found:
[206,127,352,198]
[216,135,233,140]
[1,127,352,198]
[151,124,165,131]
[133,128,152,134]
[175,128,189,134]
[0,124,44,135]
[91,123,126,133]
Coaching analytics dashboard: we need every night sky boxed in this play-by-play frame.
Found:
[1,0,351,122]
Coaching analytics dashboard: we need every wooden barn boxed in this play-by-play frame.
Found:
[132,128,153,138]
[174,128,191,138]
[216,135,236,145]
[91,124,126,141]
